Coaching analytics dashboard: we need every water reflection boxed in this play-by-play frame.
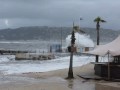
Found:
[67,79,74,89]
[67,79,95,90]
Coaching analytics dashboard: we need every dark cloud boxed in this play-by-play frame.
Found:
[0,0,120,29]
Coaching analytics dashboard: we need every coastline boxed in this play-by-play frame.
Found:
[0,63,119,90]
[0,63,96,90]
[21,63,94,79]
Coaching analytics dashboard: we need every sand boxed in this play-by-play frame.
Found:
[0,63,119,90]
[0,63,96,90]
[96,82,120,90]
[21,63,94,78]
[0,83,70,90]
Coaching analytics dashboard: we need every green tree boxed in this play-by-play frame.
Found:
[94,17,106,62]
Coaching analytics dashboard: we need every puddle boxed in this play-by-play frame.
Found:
[66,79,95,90]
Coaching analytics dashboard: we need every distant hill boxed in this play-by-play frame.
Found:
[0,26,119,43]
[82,28,119,43]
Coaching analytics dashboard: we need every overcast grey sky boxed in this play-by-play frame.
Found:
[0,0,120,29]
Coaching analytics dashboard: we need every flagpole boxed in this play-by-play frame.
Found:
[108,51,110,80]
[79,17,83,29]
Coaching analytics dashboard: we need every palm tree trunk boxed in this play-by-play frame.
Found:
[67,30,75,79]
[96,55,99,62]
[97,28,99,45]
[96,22,100,62]
[68,48,74,78]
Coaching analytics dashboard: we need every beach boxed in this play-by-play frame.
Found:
[0,63,96,90]
[0,55,120,90]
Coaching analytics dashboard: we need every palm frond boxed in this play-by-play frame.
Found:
[94,17,101,22]
[94,17,106,23]
[101,20,106,22]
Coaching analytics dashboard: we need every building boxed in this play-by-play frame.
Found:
[50,44,62,53]
[65,26,94,53]
[86,35,120,79]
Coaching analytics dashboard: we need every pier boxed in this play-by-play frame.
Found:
[0,49,29,55]
[0,49,55,60]
[15,53,55,60]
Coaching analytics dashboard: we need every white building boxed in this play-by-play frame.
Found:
[66,32,94,52]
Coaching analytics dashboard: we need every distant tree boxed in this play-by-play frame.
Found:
[94,17,106,62]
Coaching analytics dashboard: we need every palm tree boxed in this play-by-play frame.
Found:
[94,17,106,62]
[67,24,76,79]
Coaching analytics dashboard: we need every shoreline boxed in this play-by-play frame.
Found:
[0,55,94,75]
[0,63,96,90]
[20,63,94,78]
[0,63,120,90]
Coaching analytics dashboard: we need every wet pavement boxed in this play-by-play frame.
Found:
[0,75,95,90]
